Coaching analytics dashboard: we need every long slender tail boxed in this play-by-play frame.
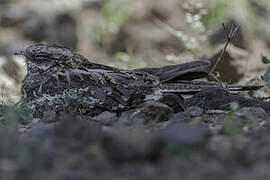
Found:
[161,80,263,94]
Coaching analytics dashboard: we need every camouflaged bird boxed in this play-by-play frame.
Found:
[15,44,261,118]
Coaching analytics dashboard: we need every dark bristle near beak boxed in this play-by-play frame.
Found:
[14,50,26,56]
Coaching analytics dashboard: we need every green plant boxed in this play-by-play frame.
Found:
[222,102,257,136]
[222,104,242,136]
[1,101,32,133]
[91,0,132,48]
[102,0,131,30]
[202,0,261,34]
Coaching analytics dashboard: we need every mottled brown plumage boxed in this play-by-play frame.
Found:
[16,44,165,116]
[15,44,261,118]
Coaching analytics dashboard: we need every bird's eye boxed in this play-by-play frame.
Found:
[33,54,50,63]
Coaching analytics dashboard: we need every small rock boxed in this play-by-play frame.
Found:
[116,109,147,126]
[102,128,164,162]
[161,123,211,148]
[238,107,267,119]
[26,121,56,151]
[137,100,174,122]
[92,111,118,125]
[168,106,203,123]
[186,106,204,117]
[52,114,102,150]
[168,112,186,123]
[184,88,270,114]
[207,135,249,164]
[116,100,173,126]
[27,122,54,140]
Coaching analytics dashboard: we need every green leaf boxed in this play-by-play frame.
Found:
[262,55,270,64]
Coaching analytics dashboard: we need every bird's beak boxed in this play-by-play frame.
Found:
[14,50,26,56]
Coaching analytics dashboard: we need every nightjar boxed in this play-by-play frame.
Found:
[15,44,261,118]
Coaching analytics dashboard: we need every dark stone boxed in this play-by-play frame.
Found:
[102,128,165,162]
[137,100,174,122]
[27,122,54,141]
[52,114,102,151]
[0,129,53,179]
[184,87,270,113]
[116,100,174,126]
[161,123,211,147]
[116,109,147,126]
[185,106,204,117]
[63,172,89,180]
[169,106,203,123]
[92,111,118,125]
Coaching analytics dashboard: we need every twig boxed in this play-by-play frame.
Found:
[209,23,239,80]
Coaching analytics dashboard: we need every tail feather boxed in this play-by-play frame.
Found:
[161,80,263,94]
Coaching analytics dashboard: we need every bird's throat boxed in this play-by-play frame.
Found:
[27,61,53,74]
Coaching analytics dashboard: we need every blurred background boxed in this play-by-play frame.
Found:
[0,0,270,103]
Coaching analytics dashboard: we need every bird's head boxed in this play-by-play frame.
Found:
[15,44,75,74]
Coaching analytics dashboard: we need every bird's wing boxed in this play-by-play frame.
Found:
[134,60,211,83]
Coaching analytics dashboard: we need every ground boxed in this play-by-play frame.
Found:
[1,0,270,179]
